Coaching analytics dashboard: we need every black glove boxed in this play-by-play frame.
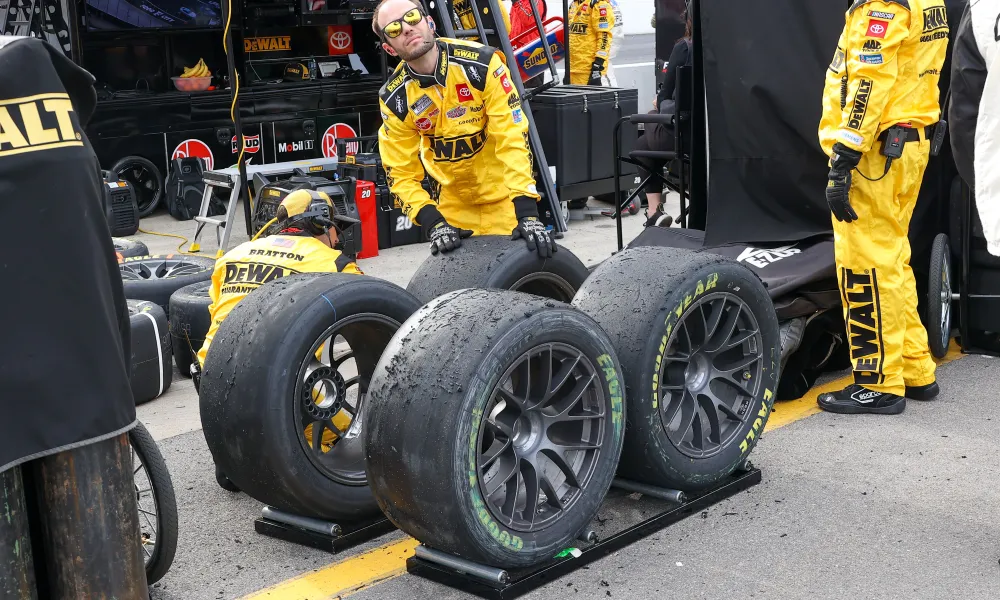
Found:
[512,196,555,258]
[588,58,605,86]
[826,143,862,223]
[418,205,473,255]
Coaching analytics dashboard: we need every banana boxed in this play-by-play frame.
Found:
[181,59,210,78]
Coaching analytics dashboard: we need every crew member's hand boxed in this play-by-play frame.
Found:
[826,143,862,223]
[428,220,473,255]
[589,58,605,86]
[512,217,555,258]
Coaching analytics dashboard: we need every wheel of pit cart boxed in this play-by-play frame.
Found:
[364,289,626,568]
[110,156,164,218]
[127,300,173,405]
[169,281,212,377]
[199,273,422,521]
[113,237,149,261]
[927,233,952,359]
[572,246,780,492]
[627,197,641,215]
[120,254,216,316]
[128,420,178,585]
[405,235,590,305]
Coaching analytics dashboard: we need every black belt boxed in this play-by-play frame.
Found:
[878,124,934,143]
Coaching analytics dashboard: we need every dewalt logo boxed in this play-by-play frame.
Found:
[223,261,300,286]
[386,70,407,94]
[244,36,291,52]
[922,6,947,32]
[843,268,884,386]
[847,79,872,130]
[431,128,488,162]
[0,93,82,158]
[452,49,479,60]
[570,23,588,34]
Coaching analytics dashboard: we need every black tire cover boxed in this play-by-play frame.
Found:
[405,235,590,305]
[127,300,173,404]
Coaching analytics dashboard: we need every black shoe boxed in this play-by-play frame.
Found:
[817,384,906,415]
[905,381,939,401]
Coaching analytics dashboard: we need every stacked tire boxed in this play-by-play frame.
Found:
[127,300,173,405]
[169,281,213,377]
[119,254,216,315]
[113,237,149,261]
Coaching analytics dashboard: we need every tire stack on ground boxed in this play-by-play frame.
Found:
[119,254,216,315]
[168,281,213,377]
[113,237,149,261]
[127,300,173,405]
[363,245,781,569]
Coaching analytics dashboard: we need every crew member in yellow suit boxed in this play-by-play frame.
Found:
[816,0,949,414]
[568,0,616,85]
[454,0,511,41]
[373,0,555,258]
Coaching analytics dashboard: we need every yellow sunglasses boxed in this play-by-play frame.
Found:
[381,8,425,39]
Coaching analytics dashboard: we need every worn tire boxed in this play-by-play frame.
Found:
[405,235,590,304]
[120,254,216,315]
[927,233,952,359]
[169,281,213,377]
[572,246,780,492]
[365,289,626,568]
[128,420,178,585]
[113,237,149,261]
[199,272,422,521]
[127,300,173,405]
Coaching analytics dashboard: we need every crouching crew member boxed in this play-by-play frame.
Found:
[373,0,555,258]
[817,0,949,414]
[193,189,363,382]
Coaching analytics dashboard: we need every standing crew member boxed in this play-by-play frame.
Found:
[454,0,512,40]
[374,0,555,258]
[816,0,949,414]
[568,0,618,86]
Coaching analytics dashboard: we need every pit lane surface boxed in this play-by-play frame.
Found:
[131,191,1000,600]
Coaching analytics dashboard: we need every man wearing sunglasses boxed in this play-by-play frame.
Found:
[373,0,555,258]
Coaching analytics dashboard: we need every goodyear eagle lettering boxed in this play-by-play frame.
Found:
[844,268,882,385]
[848,79,872,130]
[431,129,488,162]
[0,94,82,157]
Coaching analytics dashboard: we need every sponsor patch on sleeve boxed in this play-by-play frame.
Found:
[839,129,865,146]
[512,108,523,124]
[411,95,433,115]
[859,53,884,64]
[867,10,894,19]
[866,19,889,38]
[829,48,846,72]
[500,74,513,94]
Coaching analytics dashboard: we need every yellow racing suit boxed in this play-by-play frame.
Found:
[377,38,542,235]
[454,0,512,42]
[568,0,616,85]
[818,0,948,396]
[195,234,363,368]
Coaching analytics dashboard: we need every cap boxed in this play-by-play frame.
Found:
[280,189,334,220]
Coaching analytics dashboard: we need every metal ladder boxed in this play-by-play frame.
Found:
[1,0,37,36]
[429,0,567,232]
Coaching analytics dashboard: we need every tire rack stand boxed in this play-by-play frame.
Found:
[406,463,762,600]
[254,506,396,553]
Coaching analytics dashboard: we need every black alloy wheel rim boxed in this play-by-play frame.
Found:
[117,161,161,214]
[509,273,577,303]
[477,343,606,533]
[294,314,400,486]
[657,292,764,459]
[131,442,161,568]
[120,258,209,281]
[939,256,951,350]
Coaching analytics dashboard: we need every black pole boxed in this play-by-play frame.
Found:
[222,1,252,237]
[31,434,149,599]
[613,116,626,251]
[562,0,570,85]
[0,466,37,600]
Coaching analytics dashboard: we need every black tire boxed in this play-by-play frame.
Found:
[128,300,173,405]
[169,281,213,377]
[128,420,178,585]
[405,235,590,305]
[927,233,952,359]
[365,289,626,568]
[111,156,164,217]
[199,272,422,521]
[572,246,780,492]
[215,465,241,492]
[120,254,216,315]
[113,237,149,261]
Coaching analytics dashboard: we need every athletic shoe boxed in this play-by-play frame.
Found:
[817,383,906,415]
[905,381,939,401]
[644,210,673,228]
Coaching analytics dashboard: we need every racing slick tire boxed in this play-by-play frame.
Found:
[572,246,779,492]
[405,235,590,305]
[128,300,173,405]
[364,289,626,568]
[113,237,149,261]
[199,273,422,521]
[168,281,213,377]
[110,155,164,217]
[120,254,216,316]
[927,233,952,359]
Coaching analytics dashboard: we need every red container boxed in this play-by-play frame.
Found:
[355,180,379,259]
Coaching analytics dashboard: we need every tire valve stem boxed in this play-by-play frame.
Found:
[743,371,752,380]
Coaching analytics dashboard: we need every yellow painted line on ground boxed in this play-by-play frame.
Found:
[246,341,970,600]
[766,339,966,431]
[241,538,418,600]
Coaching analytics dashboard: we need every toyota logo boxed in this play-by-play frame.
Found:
[330,31,351,50]
[870,23,884,33]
